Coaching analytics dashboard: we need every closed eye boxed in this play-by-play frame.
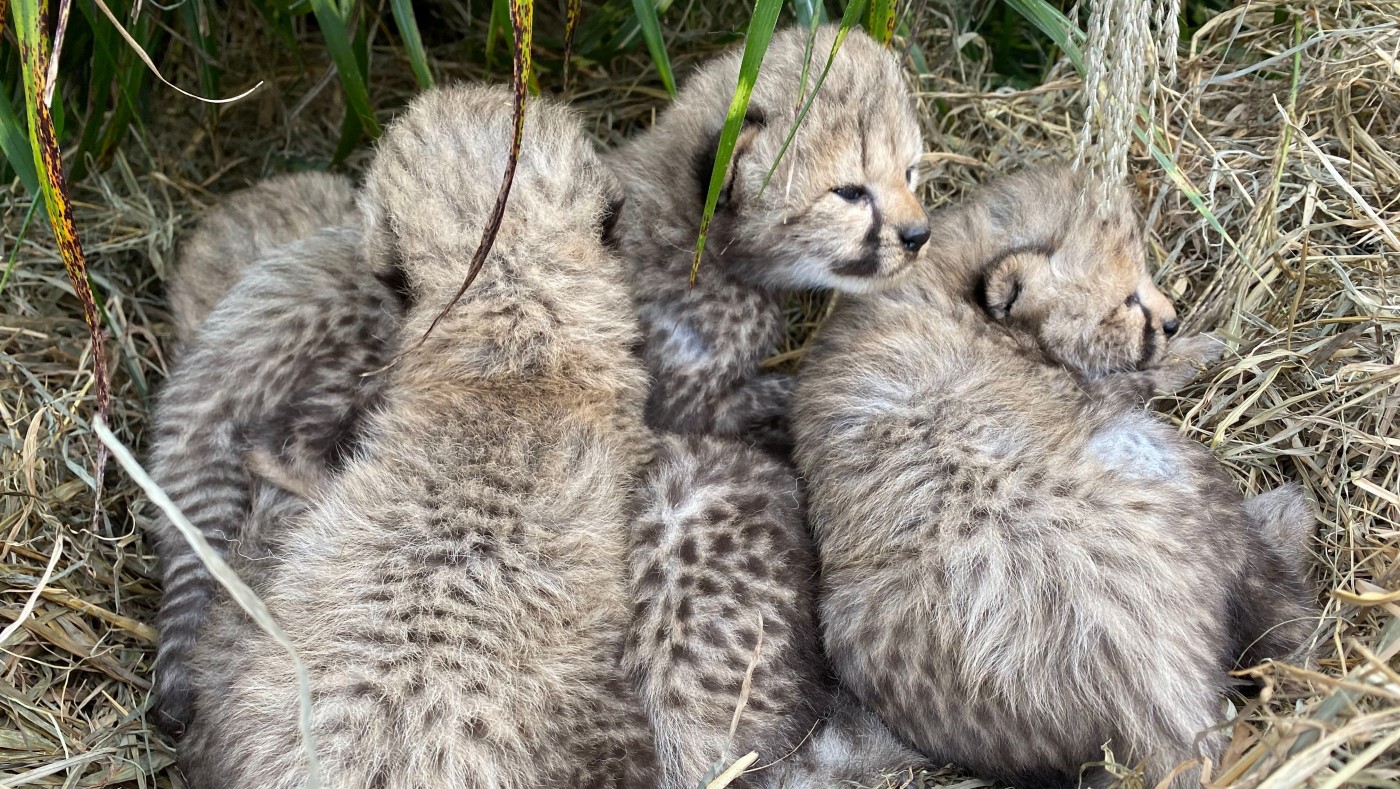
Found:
[906,166,917,187]
[832,185,868,202]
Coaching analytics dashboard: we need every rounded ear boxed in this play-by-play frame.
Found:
[693,109,768,210]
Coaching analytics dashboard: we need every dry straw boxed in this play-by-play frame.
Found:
[2,1,1396,787]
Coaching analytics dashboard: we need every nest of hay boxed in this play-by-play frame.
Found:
[2,1,1396,786]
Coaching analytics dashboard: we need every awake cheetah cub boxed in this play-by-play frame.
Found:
[607,24,929,443]
[176,85,657,787]
[627,435,925,788]
[146,176,400,732]
[794,165,1317,788]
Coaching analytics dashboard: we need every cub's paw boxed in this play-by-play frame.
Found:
[150,674,195,735]
[1153,332,1227,393]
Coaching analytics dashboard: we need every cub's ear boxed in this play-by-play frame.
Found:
[693,109,768,210]
[976,251,1033,322]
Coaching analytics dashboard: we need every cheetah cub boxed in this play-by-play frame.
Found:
[166,171,362,340]
[146,174,400,732]
[628,435,926,789]
[794,165,1317,789]
[607,24,929,444]
[176,85,657,788]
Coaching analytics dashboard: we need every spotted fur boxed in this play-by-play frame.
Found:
[146,184,399,733]
[793,164,1318,789]
[627,435,927,789]
[177,85,658,788]
[607,24,929,447]
[166,172,361,341]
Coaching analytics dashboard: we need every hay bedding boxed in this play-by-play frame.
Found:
[1,1,1396,786]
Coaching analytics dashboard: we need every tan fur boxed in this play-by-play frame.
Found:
[178,85,657,788]
[793,164,1317,789]
[147,206,399,732]
[167,172,360,341]
[607,25,928,444]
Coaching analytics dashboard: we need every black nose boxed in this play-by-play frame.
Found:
[899,224,930,252]
[1163,318,1180,336]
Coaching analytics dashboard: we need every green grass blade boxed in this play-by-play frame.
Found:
[487,0,508,62]
[177,0,222,107]
[0,87,41,200]
[865,0,894,45]
[758,0,866,197]
[390,0,433,88]
[307,0,380,137]
[562,0,582,87]
[790,0,826,28]
[1001,0,1084,71]
[630,0,676,96]
[12,0,112,525]
[689,0,784,283]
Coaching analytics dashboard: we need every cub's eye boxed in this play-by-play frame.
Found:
[1124,292,1140,307]
[905,166,917,185]
[832,185,868,202]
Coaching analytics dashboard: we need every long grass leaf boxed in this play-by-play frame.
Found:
[307,0,380,136]
[177,0,222,104]
[407,0,533,355]
[0,87,42,199]
[630,0,676,96]
[1003,0,1084,69]
[758,0,866,197]
[865,0,894,45]
[562,0,583,87]
[390,0,433,88]
[88,0,260,104]
[689,0,783,283]
[0,199,41,298]
[11,0,110,524]
[93,420,322,788]
[486,0,508,62]
[790,0,826,28]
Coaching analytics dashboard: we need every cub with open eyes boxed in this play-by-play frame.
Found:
[794,165,1317,789]
[177,86,657,788]
[614,24,930,788]
[606,24,930,446]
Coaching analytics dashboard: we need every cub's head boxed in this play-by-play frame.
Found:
[644,25,927,293]
[362,83,624,306]
[961,165,1180,377]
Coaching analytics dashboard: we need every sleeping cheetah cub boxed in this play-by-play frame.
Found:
[177,85,658,787]
[607,24,929,445]
[166,172,361,340]
[146,175,400,732]
[628,435,925,788]
[794,165,1317,789]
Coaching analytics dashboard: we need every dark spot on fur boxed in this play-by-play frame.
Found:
[710,533,735,556]
[374,255,414,310]
[697,577,719,595]
[678,537,699,565]
[639,563,664,589]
